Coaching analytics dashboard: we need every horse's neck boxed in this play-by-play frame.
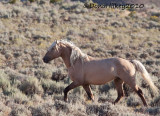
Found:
[61,46,72,68]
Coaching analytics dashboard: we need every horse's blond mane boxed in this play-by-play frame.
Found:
[59,40,87,67]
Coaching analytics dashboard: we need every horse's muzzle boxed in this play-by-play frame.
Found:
[43,57,49,63]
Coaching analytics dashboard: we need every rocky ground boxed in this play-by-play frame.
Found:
[0,0,160,116]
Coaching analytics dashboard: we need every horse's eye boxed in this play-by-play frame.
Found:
[51,48,55,51]
[52,47,57,52]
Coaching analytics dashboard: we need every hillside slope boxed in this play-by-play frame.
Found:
[0,0,160,116]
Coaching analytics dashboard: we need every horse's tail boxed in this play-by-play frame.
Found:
[131,60,158,94]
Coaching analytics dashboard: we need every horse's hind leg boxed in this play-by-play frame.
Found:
[114,78,124,104]
[83,85,94,101]
[134,85,148,106]
[121,75,148,106]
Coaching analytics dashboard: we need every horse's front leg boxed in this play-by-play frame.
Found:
[83,85,94,101]
[63,82,80,102]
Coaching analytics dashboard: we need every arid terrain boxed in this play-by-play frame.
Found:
[0,0,160,116]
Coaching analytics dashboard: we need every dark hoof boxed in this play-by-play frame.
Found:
[64,97,68,102]
[144,104,148,107]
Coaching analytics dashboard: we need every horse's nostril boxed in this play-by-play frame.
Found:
[43,57,48,63]
[43,57,45,62]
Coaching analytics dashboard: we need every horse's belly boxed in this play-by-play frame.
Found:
[88,75,114,85]
[84,68,115,85]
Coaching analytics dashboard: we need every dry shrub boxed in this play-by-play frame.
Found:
[10,88,29,104]
[98,82,113,94]
[31,94,43,103]
[151,96,160,106]
[54,100,69,113]
[98,94,113,103]
[9,104,31,116]
[0,70,10,91]
[0,101,11,116]
[146,107,160,115]
[126,94,142,107]
[5,68,27,83]
[86,103,118,116]
[51,70,67,81]
[30,102,57,116]
[19,77,43,95]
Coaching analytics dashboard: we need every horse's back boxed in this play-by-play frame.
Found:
[83,57,136,85]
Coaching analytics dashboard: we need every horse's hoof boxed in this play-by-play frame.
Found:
[113,102,116,105]
[144,104,148,107]
[91,96,94,102]
[64,98,68,102]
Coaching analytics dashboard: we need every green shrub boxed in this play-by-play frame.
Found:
[150,16,159,22]
[0,77,10,90]
[19,77,43,95]
[35,69,52,79]
[129,11,136,18]
[9,0,16,4]
[2,86,28,104]
[0,70,10,91]
[146,107,160,115]
[41,79,64,94]
[50,0,62,3]
[11,88,29,104]
[10,104,31,116]
[29,0,35,2]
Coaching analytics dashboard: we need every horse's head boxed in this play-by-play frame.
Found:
[43,40,61,63]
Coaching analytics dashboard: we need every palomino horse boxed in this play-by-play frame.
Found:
[43,40,158,106]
